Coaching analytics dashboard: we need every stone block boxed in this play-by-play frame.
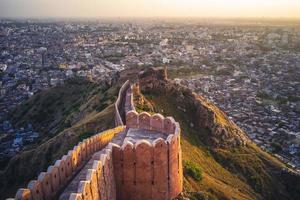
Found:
[91,137,98,153]
[135,140,153,200]
[112,144,122,199]
[163,117,176,135]
[86,138,92,158]
[106,149,116,200]
[62,154,72,180]
[28,180,43,200]
[86,169,100,200]
[121,141,135,200]
[152,138,169,200]
[151,113,164,132]
[100,154,109,200]
[167,134,180,199]
[47,165,60,194]
[55,160,67,186]
[139,112,151,130]
[79,141,87,163]
[78,181,92,200]
[126,110,139,129]
[37,172,52,200]
[73,146,81,167]
[15,188,32,200]
[92,160,102,192]
[68,150,78,171]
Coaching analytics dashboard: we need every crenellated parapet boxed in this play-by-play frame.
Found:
[12,79,183,200]
[13,126,125,200]
[126,110,179,135]
[115,80,131,126]
[112,133,182,200]
[66,145,117,200]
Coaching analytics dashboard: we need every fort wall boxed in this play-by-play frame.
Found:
[14,126,125,200]
[115,80,131,126]
[13,79,183,200]
[111,111,183,200]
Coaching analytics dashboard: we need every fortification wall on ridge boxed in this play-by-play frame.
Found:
[112,135,182,200]
[109,110,183,200]
[115,80,131,126]
[12,80,183,200]
[66,144,117,200]
[13,126,125,200]
[126,111,178,136]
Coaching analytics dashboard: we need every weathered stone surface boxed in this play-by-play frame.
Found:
[78,181,92,200]
[163,117,176,135]
[15,188,32,200]
[135,140,153,200]
[92,160,102,193]
[28,180,43,200]
[62,155,72,180]
[47,165,60,194]
[86,169,99,200]
[121,142,135,200]
[139,112,151,130]
[126,110,139,129]
[38,172,53,200]
[79,142,87,163]
[85,139,91,159]
[55,160,67,186]
[151,114,164,132]
[68,150,78,171]
[112,145,122,199]
[98,160,106,200]
[73,146,81,167]
[104,149,115,200]
[152,138,169,200]
[167,135,180,199]
[101,154,110,200]
[69,193,83,200]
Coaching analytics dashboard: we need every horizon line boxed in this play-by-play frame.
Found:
[1,16,300,21]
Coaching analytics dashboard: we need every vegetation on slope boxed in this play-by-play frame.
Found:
[0,78,121,199]
[10,78,97,139]
[135,80,300,200]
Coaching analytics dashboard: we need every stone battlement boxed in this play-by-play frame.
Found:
[13,126,125,200]
[11,79,183,200]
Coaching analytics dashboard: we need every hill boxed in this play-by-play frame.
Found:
[2,68,300,200]
[0,77,122,199]
[134,68,300,200]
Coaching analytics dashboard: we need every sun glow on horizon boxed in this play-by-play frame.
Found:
[0,0,300,18]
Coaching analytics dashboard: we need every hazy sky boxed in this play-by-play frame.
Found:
[0,0,300,18]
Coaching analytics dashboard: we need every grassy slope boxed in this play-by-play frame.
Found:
[138,91,296,200]
[10,78,97,140]
[0,79,120,199]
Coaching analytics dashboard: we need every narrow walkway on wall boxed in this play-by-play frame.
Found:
[59,84,134,199]
[13,77,182,200]
[59,130,127,200]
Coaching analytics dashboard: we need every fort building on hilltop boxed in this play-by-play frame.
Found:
[11,70,183,200]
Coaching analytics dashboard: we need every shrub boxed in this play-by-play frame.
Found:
[79,131,94,141]
[183,160,203,181]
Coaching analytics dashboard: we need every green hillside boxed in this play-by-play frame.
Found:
[0,78,120,199]
[2,68,300,200]
[135,68,300,200]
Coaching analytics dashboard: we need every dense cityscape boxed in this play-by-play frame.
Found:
[0,19,299,170]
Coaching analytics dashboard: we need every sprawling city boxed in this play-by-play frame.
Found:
[1,19,299,172]
[2,0,300,199]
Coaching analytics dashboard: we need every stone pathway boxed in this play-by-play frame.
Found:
[59,85,169,200]
[59,130,127,200]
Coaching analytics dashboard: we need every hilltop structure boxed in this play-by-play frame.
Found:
[12,71,183,200]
